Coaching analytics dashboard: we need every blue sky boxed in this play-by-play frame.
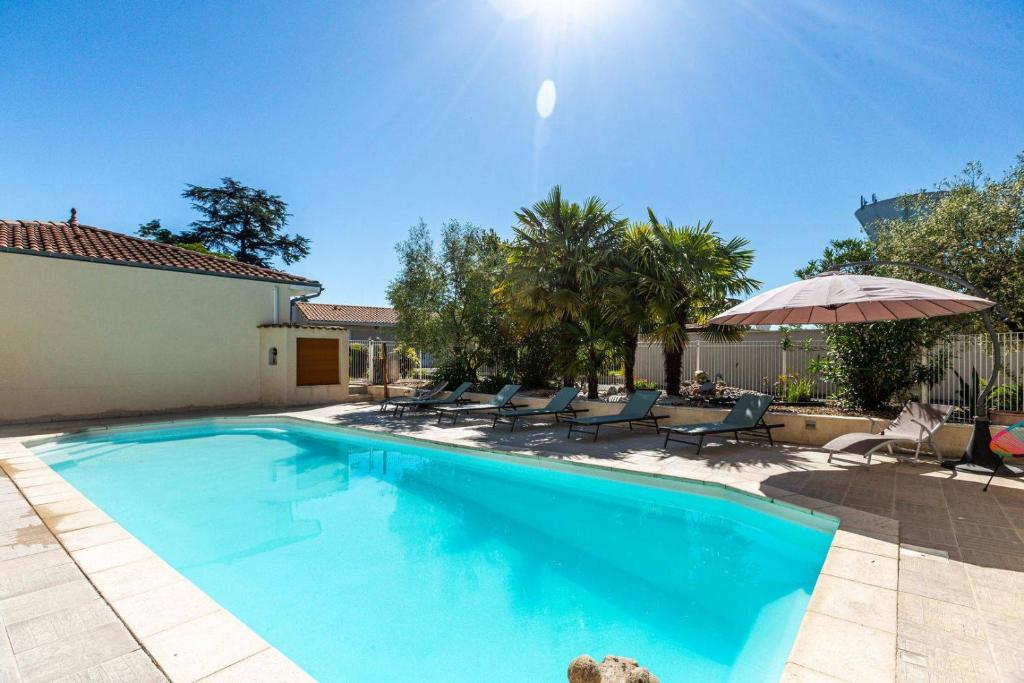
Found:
[2,1,1022,304]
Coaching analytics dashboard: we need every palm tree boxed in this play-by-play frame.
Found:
[605,221,660,392]
[499,186,626,397]
[644,210,760,396]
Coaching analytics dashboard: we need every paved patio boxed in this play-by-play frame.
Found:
[0,401,1021,682]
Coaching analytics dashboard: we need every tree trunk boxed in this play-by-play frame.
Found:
[587,347,600,399]
[664,349,682,396]
[623,333,638,393]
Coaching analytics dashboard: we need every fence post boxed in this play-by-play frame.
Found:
[919,349,929,403]
[695,341,702,373]
[781,346,788,378]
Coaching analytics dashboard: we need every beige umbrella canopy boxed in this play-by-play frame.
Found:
[709,272,994,326]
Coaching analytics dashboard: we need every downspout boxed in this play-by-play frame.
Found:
[289,283,325,322]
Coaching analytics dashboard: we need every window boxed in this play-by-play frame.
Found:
[296,338,339,386]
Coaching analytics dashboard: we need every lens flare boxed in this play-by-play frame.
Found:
[536,79,557,118]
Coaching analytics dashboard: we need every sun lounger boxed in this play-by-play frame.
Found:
[379,381,448,412]
[435,384,522,425]
[564,390,667,441]
[491,386,586,431]
[660,394,780,454]
[391,381,473,418]
[824,402,954,465]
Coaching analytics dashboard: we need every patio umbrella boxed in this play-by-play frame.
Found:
[709,271,993,326]
[710,268,1007,475]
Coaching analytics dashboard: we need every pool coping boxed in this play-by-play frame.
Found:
[1,414,900,682]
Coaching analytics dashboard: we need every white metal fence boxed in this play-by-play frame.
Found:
[356,333,1024,422]
[348,340,433,385]
[923,332,1023,422]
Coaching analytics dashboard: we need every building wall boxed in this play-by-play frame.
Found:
[0,252,294,422]
[259,326,351,406]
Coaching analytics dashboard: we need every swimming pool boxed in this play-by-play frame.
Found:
[34,419,836,682]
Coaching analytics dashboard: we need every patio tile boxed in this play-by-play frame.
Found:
[15,621,138,683]
[58,523,132,552]
[780,662,846,682]
[955,531,1024,557]
[89,557,183,602]
[6,598,119,653]
[788,611,895,683]
[0,560,82,600]
[820,546,898,590]
[899,523,958,551]
[980,612,1024,681]
[143,610,268,682]
[49,649,166,683]
[48,509,114,534]
[807,574,896,633]
[111,579,221,638]
[972,581,1024,618]
[35,498,98,520]
[819,505,899,538]
[898,552,975,608]
[830,529,899,558]
[71,538,152,574]
[199,648,314,682]
[0,525,61,562]
[897,592,988,644]
[0,579,99,625]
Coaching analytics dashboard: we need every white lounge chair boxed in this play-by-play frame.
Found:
[824,402,954,465]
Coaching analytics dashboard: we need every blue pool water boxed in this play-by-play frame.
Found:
[34,421,835,682]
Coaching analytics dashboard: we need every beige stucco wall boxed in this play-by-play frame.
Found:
[259,326,351,406]
[0,252,299,422]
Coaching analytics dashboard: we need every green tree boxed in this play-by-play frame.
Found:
[499,186,627,398]
[873,155,1024,333]
[182,178,310,267]
[644,211,759,396]
[387,220,506,385]
[797,238,940,411]
[136,219,235,260]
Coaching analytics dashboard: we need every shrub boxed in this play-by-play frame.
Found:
[820,321,937,410]
[395,344,420,378]
[477,373,516,394]
[432,356,478,388]
[633,378,658,391]
[775,372,814,403]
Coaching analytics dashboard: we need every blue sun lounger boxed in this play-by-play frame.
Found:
[435,384,522,425]
[660,394,780,454]
[390,381,473,418]
[564,390,667,441]
[491,386,586,431]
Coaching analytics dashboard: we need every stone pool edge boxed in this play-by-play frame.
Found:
[5,415,900,682]
[0,439,315,683]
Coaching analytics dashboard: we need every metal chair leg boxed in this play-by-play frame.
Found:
[983,464,1001,491]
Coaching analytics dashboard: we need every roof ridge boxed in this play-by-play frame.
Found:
[0,219,319,286]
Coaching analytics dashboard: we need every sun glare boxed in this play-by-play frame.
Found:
[488,0,616,24]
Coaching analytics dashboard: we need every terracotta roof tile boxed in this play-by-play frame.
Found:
[295,302,398,325]
[0,219,319,286]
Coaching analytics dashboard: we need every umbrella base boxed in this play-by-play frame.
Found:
[941,416,1021,474]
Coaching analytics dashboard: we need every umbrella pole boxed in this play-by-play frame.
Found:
[942,308,1019,475]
